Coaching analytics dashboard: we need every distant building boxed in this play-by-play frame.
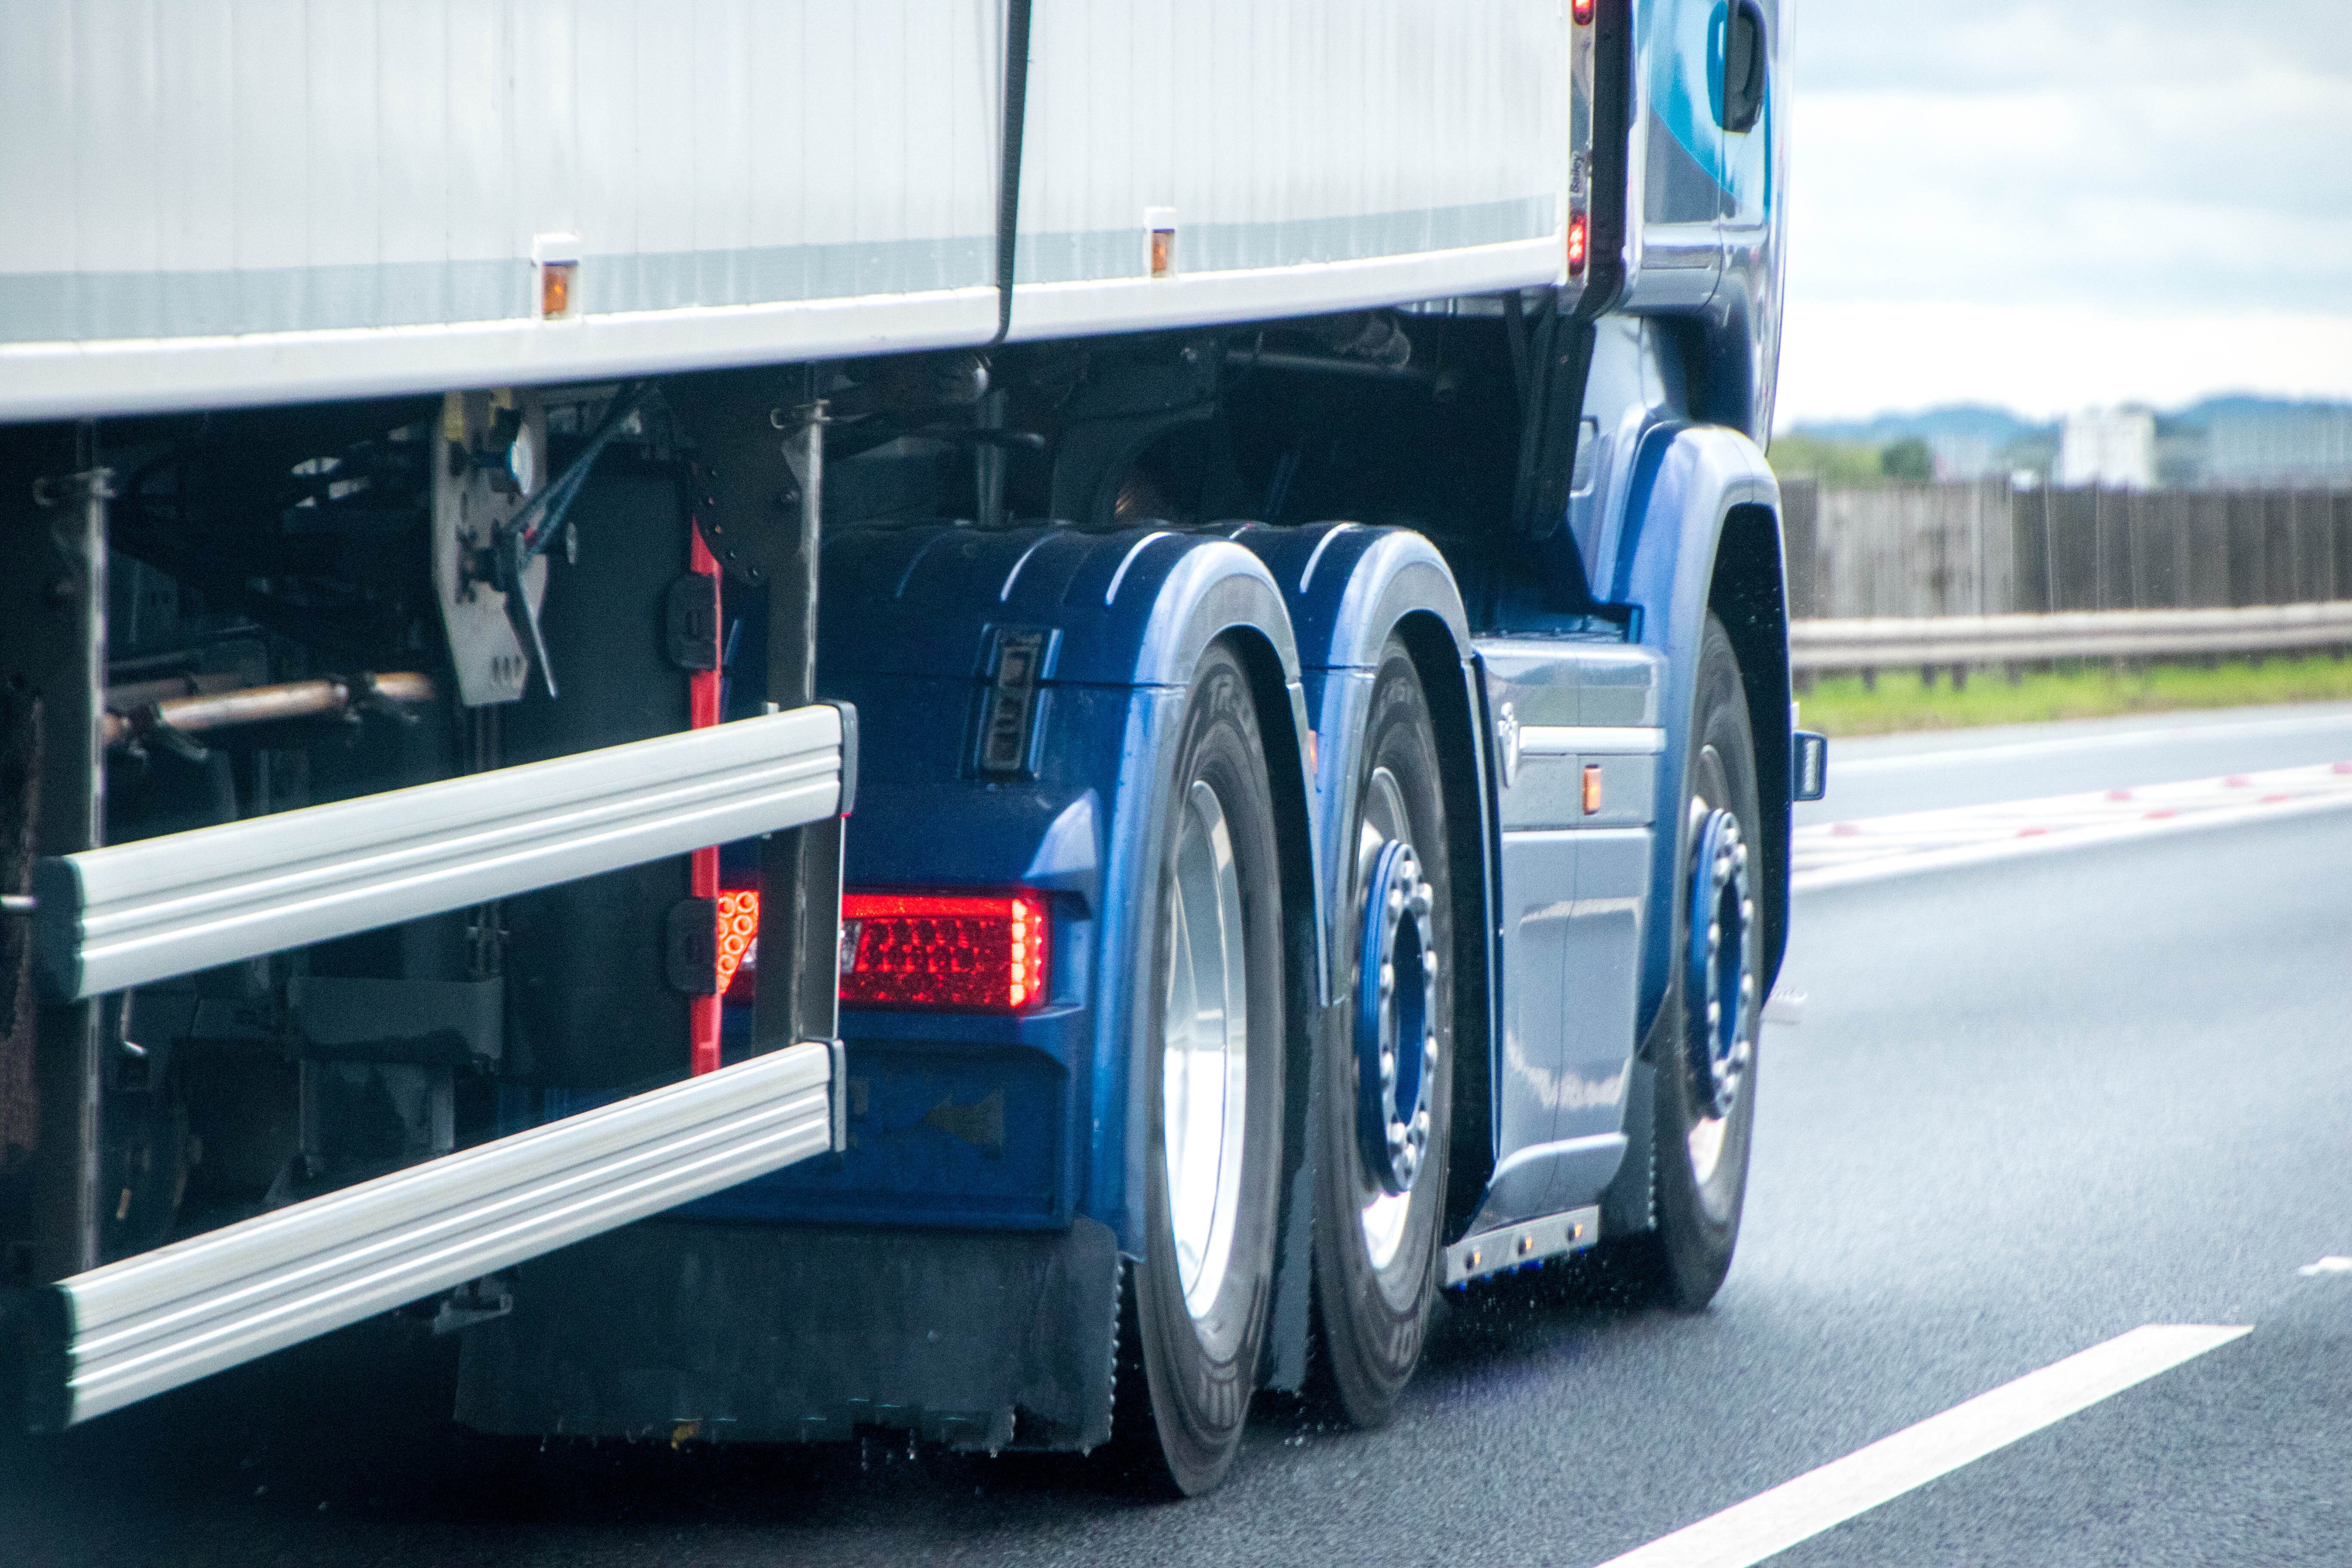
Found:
[2201,402,2352,487]
[1928,434,1994,481]
[2056,408,2155,489]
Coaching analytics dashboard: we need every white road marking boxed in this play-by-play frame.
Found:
[1592,1324,2250,1568]
[1826,709,2352,775]
[1793,760,2352,891]
[2299,1256,2352,1277]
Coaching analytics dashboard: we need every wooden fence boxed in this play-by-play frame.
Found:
[1780,479,2352,621]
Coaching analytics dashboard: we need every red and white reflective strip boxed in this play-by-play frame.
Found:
[1793,758,2352,891]
[687,524,724,1075]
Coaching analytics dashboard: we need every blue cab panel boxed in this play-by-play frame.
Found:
[1469,638,1664,1227]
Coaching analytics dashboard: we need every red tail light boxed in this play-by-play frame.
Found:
[1571,0,1594,22]
[840,890,1050,1012]
[1567,212,1589,277]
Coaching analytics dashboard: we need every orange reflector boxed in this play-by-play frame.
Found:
[1583,763,1603,815]
[716,888,760,998]
[1149,228,1176,279]
[840,890,1051,1013]
[1567,213,1589,278]
[539,260,577,321]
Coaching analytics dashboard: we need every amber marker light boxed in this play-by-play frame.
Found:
[716,888,760,998]
[1583,763,1604,815]
[540,261,575,320]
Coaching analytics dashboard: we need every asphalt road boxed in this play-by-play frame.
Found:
[1798,700,2352,825]
[5,707,2350,1567]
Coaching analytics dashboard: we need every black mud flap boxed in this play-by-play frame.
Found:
[454,1216,1121,1453]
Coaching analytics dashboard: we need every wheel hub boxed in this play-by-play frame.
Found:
[1684,805,1755,1122]
[1356,839,1436,1197]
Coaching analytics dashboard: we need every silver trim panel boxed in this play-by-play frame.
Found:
[50,1042,834,1426]
[1518,724,1667,756]
[38,704,844,1002]
[1444,1205,1601,1288]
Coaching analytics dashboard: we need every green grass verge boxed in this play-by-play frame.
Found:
[1796,653,2352,738]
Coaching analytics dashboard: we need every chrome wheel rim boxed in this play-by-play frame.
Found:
[1683,781,1756,1190]
[1354,769,1427,1271]
[1163,778,1251,1322]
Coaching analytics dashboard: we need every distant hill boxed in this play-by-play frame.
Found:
[1788,405,2050,447]
[2164,394,2352,429]
[1782,396,2352,487]
[1788,396,2352,445]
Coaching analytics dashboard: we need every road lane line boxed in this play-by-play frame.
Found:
[1794,787,2352,891]
[1592,1324,2250,1568]
[1793,759,2352,891]
[1825,710,2352,775]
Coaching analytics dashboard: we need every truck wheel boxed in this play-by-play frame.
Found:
[1118,641,1288,1496]
[1309,642,1451,1427]
[1627,613,1762,1311]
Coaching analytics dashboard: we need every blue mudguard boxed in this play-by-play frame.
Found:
[690,521,1317,1255]
[1602,423,1786,1040]
[1233,523,1482,1387]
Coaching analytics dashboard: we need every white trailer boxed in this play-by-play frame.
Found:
[0,0,1805,1499]
[2,0,1570,422]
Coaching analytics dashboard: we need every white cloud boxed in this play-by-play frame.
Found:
[1778,0,2352,419]
[1778,302,2352,424]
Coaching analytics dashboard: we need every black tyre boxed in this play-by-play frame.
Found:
[1308,641,1452,1427]
[1620,612,1763,1311]
[1113,641,1288,1497]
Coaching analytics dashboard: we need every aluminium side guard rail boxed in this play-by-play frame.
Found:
[34,1043,835,1427]
[13,702,854,1427]
[34,703,851,1001]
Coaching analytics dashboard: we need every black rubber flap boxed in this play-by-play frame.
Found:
[455,1216,1120,1452]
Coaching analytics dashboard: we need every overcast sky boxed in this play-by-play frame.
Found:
[1776,0,2352,426]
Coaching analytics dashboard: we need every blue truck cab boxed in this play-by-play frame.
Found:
[442,0,1813,1494]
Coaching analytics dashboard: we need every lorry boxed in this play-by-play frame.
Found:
[0,0,1822,1496]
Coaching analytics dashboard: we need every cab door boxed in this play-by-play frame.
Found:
[1716,0,1785,435]
[1629,0,1727,307]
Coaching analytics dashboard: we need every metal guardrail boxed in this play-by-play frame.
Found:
[1790,600,2352,671]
